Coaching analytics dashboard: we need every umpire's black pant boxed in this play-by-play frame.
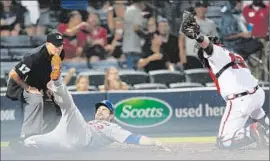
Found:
[21,90,61,138]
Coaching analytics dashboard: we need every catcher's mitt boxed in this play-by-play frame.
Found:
[181,11,200,39]
[50,55,62,80]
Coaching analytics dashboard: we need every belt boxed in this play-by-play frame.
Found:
[225,86,259,101]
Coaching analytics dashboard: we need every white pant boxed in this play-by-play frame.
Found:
[218,87,265,142]
[24,80,90,151]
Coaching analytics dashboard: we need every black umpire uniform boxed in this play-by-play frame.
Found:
[6,32,65,139]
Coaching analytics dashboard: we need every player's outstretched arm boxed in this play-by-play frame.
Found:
[124,134,172,152]
[180,11,213,56]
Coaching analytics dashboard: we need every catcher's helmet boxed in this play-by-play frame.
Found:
[95,100,114,113]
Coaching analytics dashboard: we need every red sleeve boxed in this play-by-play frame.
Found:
[57,23,68,34]
[242,6,250,23]
[77,31,87,47]
[100,27,108,45]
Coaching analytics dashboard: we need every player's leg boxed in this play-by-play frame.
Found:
[9,130,68,153]
[216,100,254,149]
[21,91,44,138]
[217,88,268,149]
[249,88,269,147]
[48,78,90,146]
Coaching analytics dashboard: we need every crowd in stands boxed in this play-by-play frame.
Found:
[0,0,269,91]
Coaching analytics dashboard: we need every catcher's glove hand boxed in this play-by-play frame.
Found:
[181,11,200,39]
[50,55,62,80]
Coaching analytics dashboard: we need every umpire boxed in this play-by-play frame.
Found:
[6,31,65,139]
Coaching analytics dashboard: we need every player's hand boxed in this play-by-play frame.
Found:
[181,11,200,39]
[45,89,53,99]
[155,141,173,153]
[27,86,42,95]
[149,53,163,61]
[51,55,62,80]
[239,32,251,38]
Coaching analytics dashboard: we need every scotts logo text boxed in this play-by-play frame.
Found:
[114,97,173,128]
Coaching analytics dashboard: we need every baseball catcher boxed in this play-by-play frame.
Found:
[181,11,269,149]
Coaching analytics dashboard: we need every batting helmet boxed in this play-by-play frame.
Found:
[95,100,114,113]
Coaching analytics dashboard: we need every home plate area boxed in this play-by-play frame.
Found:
[1,142,269,160]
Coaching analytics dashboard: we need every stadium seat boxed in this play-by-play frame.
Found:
[185,69,213,85]
[9,48,35,60]
[0,36,32,47]
[259,81,269,87]
[133,83,167,90]
[148,70,186,85]
[31,35,47,46]
[0,48,12,61]
[0,75,7,87]
[169,82,204,89]
[119,70,149,86]
[61,72,77,86]
[205,82,216,87]
[77,71,105,87]
[67,85,97,91]
[1,62,19,73]
[0,87,7,93]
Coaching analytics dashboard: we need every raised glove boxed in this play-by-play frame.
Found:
[181,11,200,39]
[50,55,62,80]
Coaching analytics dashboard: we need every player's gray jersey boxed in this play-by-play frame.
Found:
[86,120,132,149]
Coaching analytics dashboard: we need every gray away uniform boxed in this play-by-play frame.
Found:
[23,78,132,151]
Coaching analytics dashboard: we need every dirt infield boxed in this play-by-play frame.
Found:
[1,142,269,160]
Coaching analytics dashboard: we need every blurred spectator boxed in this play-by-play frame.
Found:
[21,1,39,36]
[106,17,124,59]
[138,32,173,72]
[243,0,269,38]
[21,1,39,26]
[99,67,128,91]
[158,18,181,70]
[107,0,128,33]
[57,11,87,60]
[75,75,89,92]
[147,17,157,34]
[0,0,24,36]
[36,0,59,35]
[141,17,157,55]
[88,0,111,31]
[123,0,146,69]
[178,2,218,70]
[219,0,252,55]
[83,12,108,63]
[243,0,269,81]
[63,68,76,85]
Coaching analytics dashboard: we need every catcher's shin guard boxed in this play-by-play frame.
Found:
[216,122,268,149]
[252,115,269,146]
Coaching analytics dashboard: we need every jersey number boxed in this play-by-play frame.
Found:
[19,64,30,74]
[229,53,247,69]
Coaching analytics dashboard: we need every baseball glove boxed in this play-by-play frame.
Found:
[181,11,200,39]
[50,55,62,80]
